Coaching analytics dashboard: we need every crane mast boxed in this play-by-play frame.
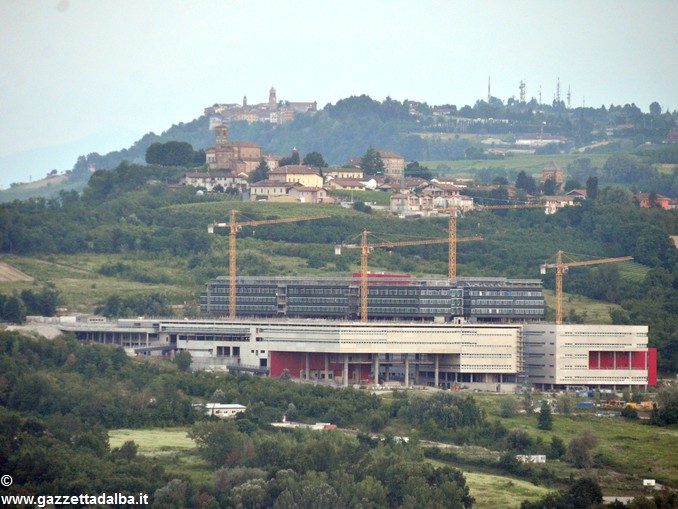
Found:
[209,210,328,319]
[341,229,482,321]
[541,250,633,324]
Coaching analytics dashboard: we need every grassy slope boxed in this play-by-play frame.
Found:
[464,471,551,509]
[473,394,678,490]
[109,428,212,484]
[422,154,611,177]
[1,254,197,313]
[0,195,634,320]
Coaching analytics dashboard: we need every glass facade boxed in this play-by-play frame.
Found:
[200,276,544,322]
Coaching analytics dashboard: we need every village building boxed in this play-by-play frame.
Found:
[542,195,578,214]
[205,124,271,174]
[325,178,366,191]
[324,167,364,180]
[637,192,676,210]
[182,171,248,193]
[205,87,317,125]
[377,150,406,178]
[269,165,324,188]
[540,161,566,190]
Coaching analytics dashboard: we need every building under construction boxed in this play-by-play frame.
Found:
[200,274,546,323]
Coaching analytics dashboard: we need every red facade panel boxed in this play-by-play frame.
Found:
[269,351,372,382]
[631,351,646,370]
[648,348,658,386]
[599,351,614,369]
[588,351,599,369]
[615,351,630,369]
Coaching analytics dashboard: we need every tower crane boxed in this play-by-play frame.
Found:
[208,209,329,318]
[335,229,483,321]
[540,250,632,325]
[440,202,547,278]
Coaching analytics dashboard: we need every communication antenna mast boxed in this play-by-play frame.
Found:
[487,76,491,102]
[538,85,542,104]
[519,80,526,102]
[567,85,571,109]
[556,77,561,103]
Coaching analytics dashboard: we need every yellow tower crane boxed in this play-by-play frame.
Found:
[336,229,483,321]
[208,210,329,318]
[441,202,547,278]
[540,250,633,324]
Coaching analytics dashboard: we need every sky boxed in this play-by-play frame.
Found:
[0,0,676,186]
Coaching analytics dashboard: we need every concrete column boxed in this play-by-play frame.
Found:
[324,354,330,381]
[613,352,617,370]
[434,354,439,388]
[305,352,310,380]
[373,355,380,384]
[146,333,149,348]
[343,355,349,388]
[404,355,410,388]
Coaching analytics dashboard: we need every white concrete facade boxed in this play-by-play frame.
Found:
[523,324,653,388]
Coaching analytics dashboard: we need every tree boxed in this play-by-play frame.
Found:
[542,178,557,196]
[249,160,270,183]
[279,149,300,167]
[405,161,433,180]
[189,421,247,467]
[515,171,537,194]
[537,400,553,430]
[302,152,328,169]
[564,179,581,192]
[567,431,597,468]
[585,176,598,200]
[145,141,197,167]
[654,385,678,425]
[555,394,574,415]
[549,436,566,459]
[499,397,518,418]
[174,350,192,372]
[2,295,26,323]
[360,148,385,175]
[649,101,662,116]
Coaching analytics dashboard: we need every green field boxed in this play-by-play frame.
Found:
[1,254,197,313]
[464,471,552,509]
[473,394,678,490]
[109,428,213,484]
[543,289,622,324]
[422,153,611,178]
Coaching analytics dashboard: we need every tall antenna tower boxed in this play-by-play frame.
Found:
[556,77,561,103]
[519,80,526,102]
[567,85,571,108]
[538,85,542,104]
[487,76,491,102]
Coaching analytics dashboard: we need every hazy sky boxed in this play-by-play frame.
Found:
[0,0,676,179]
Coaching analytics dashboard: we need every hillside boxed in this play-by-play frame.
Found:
[2,94,676,203]
[0,160,676,370]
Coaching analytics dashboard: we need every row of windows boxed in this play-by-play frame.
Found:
[471,299,544,306]
[468,290,542,297]
[288,288,349,296]
[178,334,250,342]
[471,308,543,315]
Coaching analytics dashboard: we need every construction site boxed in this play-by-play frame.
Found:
[55,206,659,392]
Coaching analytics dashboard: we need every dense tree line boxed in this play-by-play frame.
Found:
[145,141,205,167]
[0,286,59,323]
